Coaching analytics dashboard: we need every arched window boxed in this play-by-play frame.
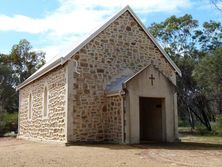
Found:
[43,85,48,117]
[28,93,32,120]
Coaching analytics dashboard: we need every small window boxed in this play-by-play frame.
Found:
[43,85,48,118]
[28,93,32,120]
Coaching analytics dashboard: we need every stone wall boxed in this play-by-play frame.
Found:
[18,65,67,143]
[71,11,175,142]
[104,96,122,142]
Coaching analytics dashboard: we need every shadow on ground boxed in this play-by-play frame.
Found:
[135,142,222,150]
[2,135,221,151]
[66,141,222,151]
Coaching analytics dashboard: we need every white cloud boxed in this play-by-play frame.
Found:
[0,15,46,33]
[0,0,191,61]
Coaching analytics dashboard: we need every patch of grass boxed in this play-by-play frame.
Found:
[178,126,194,133]
[180,135,222,145]
[179,125,222,145]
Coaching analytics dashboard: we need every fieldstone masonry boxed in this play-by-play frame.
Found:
[17,7,179,144]
[105,96,122,142]
[71,11,174,142]
[18,66,66,142]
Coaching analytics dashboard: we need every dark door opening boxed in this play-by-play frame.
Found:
[139,97,163,142]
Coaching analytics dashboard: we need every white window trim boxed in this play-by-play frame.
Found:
[42,83,49,119]
[28,92,32,121]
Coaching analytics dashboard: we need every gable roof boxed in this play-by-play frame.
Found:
[106,63,176,96]
[123,63,177,87]
[16,5,181,91]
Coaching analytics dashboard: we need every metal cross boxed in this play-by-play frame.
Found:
[149,74,155,86]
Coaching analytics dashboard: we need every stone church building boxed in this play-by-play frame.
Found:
[16,6,181,144]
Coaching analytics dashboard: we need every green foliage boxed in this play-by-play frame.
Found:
[0,112,18,136]
[148,14,199,57]
[178,119,190,127]
[201,21,222,51]
[149,14,222,130]
[196,124,211,135]
[0,63,18,112]
[212,115,222,136]
[194,48,222,93]
[4,39,46,84]
[149,14,221,58]
[194,48,222,113]
[196,115,222,136]
[0,39,45,113]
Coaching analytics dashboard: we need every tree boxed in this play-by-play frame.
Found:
[148,14,222,130]
[210,0,222,13]
[194,48,222,114]
[0,39,45,113]
[148,14,199,58]
[0,61,17,113]
[4,39,46,84]
[199,21,222,52]
[148,15,222,59]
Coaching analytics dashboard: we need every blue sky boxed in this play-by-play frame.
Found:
[0,0,221,61]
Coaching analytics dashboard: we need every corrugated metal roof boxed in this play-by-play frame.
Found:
[106,75,132,94]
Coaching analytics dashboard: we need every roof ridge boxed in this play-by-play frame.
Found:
[16,5,181,90]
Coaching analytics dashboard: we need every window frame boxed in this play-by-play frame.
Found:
[42,83,49,119]
[28,92,32,120]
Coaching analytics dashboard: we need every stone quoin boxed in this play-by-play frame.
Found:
[16,6,181,144]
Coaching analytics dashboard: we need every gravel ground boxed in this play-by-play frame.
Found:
[0,137,221,167]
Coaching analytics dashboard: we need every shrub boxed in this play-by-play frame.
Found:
[178,119,190,127]
[212,115,222,136]
[196,124,210,135]
[0,112,18,136]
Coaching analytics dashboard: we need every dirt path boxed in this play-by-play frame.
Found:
[0,137,221,167]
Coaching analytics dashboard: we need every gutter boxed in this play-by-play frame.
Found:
[106,90,125,97]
